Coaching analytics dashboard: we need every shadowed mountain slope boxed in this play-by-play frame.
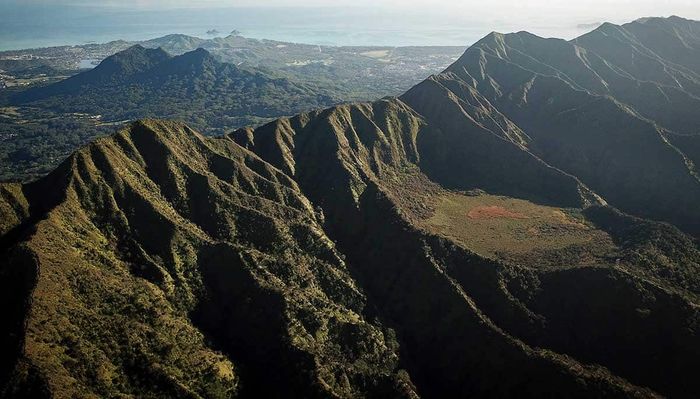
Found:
[2,16,700,399]
[410,18,700,234]
[0,120,417,398]
[232,94,699,398]
[2,107,699,398]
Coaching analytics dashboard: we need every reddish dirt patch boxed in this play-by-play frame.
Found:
[467,205,530,220]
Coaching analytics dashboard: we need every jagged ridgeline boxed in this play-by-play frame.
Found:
[2,16,700,399]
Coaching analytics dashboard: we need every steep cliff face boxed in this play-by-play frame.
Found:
[233,94,699,399]
[2,17,700,399]
[2,113,699,398]
[412,22,700,234]
[0,120,416,399]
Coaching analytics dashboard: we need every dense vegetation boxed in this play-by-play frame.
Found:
[0,108,111,181]
[1,16,699,399]
[0,37,462,182]
[403,16,700,235]
[14,46,339,129]
[1,46,338,181]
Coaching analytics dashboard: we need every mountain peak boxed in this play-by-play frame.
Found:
[155,33,195,40]
[106,45,169,63]
[635,15,691,24]
[4,15,700,399]
[140,34,207,50]
[190,47,212,57]
[482,31,506,42]
[173,47,215,63]
[587,21,622,35]
[94,45,171,78]
[160,48,221,74]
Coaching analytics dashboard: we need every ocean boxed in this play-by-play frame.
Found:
[0,4,653,51]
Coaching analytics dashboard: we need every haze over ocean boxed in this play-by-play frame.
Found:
[0,3,666,50]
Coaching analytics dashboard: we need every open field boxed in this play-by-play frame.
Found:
[360,49,391,58]
[418,192,619,267]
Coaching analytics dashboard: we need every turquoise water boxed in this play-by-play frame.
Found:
[0,4,607,50]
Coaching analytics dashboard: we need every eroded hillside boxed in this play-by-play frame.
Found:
[2,16,700,399]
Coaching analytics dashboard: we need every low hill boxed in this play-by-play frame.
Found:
[0,36,463,182]
[0,45,338,182]
[13,45,336,133]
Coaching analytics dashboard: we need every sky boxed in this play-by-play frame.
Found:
[10,0,700,14]
[10,1,700,30]
[1,0,698,49]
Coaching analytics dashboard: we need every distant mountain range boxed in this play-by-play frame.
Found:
[13,45,336,132]
[0,32,464,103]
[0,36,462,182]
[1,16,699,399]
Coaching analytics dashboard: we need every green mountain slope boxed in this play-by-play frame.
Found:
[0,45,338,182]
[0,120,415,398]
[0,36,463,183]
[0,115,687,399]
[415,20,700,234]
[232,95,699,398]
[13,45,335,132]
[2,16,700,399]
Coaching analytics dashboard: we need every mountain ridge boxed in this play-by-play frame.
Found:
[2,16,700,399]
[431,18,700,234]
[11,45,337,135]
